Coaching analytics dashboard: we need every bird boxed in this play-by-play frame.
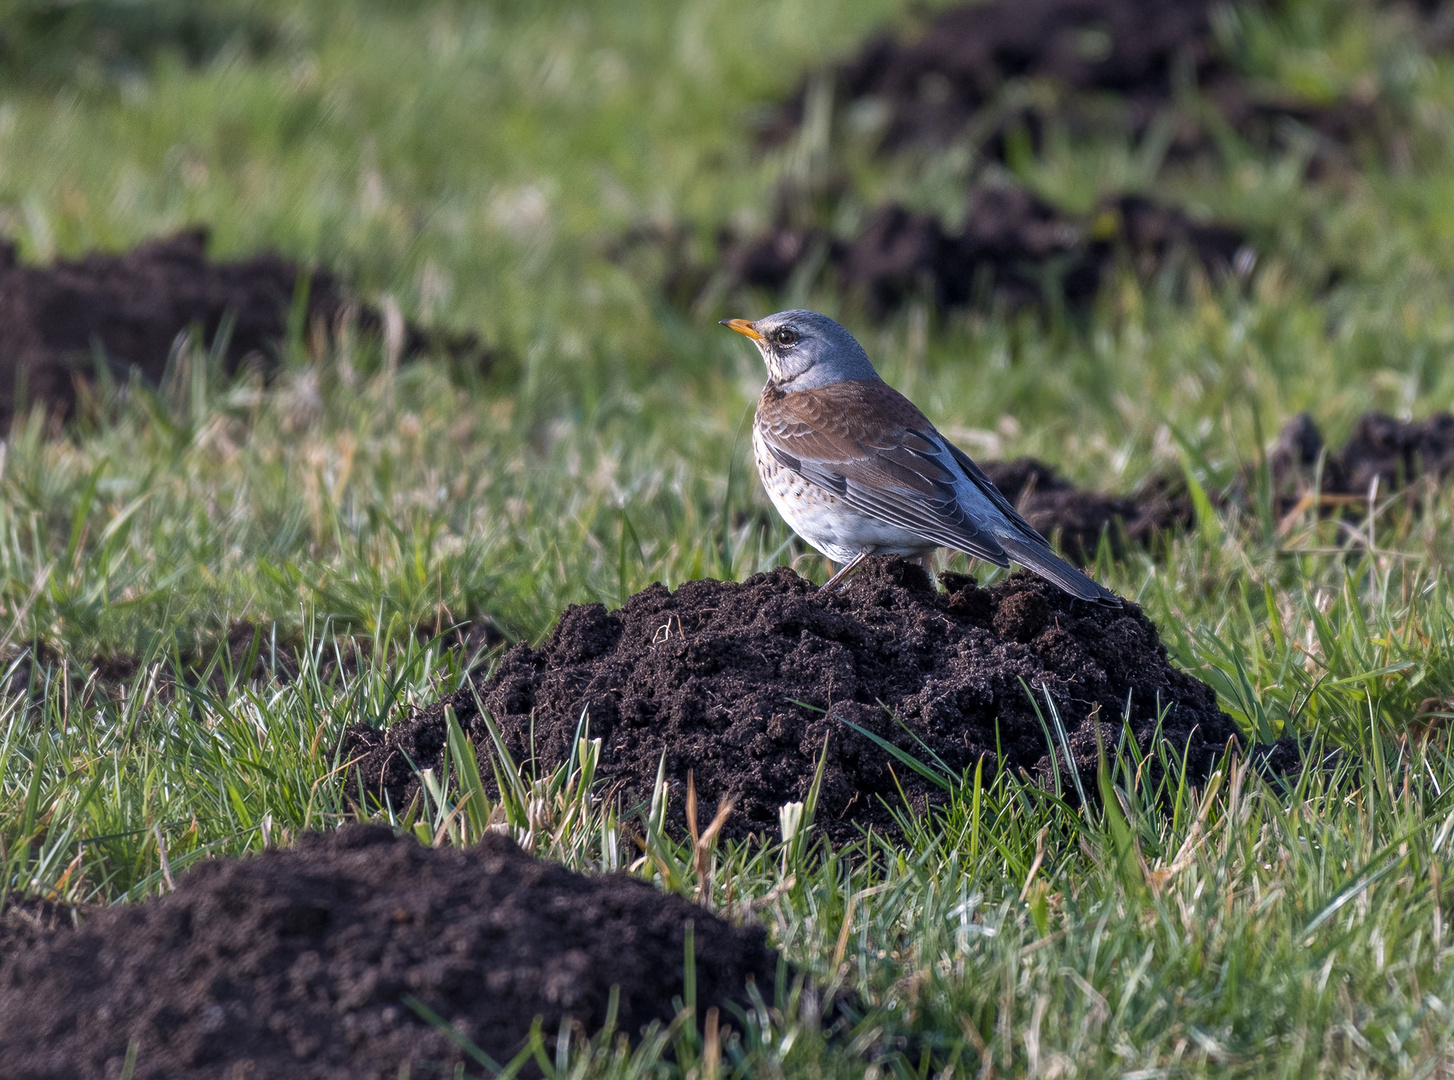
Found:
[721,309,1119,604]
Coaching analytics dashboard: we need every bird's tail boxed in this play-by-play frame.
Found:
[997,535,1121,606]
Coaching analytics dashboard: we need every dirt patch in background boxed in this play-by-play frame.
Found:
[762,0,1220,151]
[978,457,1192,559]
[975,409,1454,554]
[347,559,1240,844]
[1268,409,1454,503]
[0,229,493,428]
[989,409,1454,552]
[759,0,1396,164]
[0,826,787,1079]
[642,183,1250,318]
[833,188,1246,316]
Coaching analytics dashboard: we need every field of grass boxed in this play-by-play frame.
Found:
[7,0,1454,1074]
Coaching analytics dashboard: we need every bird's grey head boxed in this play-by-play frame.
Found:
[721,309,880,392]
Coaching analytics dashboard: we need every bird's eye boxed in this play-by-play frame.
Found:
[772,327,799,347]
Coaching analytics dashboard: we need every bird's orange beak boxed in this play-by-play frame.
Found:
[720,318,764,342]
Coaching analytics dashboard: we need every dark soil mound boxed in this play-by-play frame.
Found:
[926,409,1454,557]
[978,457,1192,558]
[846,188,1245,314]
[0,229,491,427]
[666,185,1248,318]
[1258,409,1454,512]
[346,560,1241,844]
[1279,409,1454,497]
[765,0,1218,151]
[1337,411,1454,494]
[760,0,1393,163]
[0,827,782,1079]
[1104,409,1454,541]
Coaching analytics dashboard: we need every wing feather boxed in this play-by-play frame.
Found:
[942,440,1043,539]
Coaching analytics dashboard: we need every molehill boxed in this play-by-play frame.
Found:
[347,559,1241,843]
[761,0,1392,161]
[0,826,783,1079]
[0,229,491,427]
[1268,409,1454,506]
[704,187,1249,319]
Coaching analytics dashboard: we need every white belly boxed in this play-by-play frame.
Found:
[753,426,934,565]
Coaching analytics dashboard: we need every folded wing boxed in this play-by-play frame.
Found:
[758,382,1012,567]
[757,379,1119,604]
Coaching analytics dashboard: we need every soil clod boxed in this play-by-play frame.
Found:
[0,827,782,1079]
[347,559,1241,844]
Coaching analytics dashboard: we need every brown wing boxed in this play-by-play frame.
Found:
[758,379,1120,604]
[756,379,1011,566]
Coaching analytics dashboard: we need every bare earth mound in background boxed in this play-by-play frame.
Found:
[0,229,491,427]
[701,187,1249,318]
[760,0,1390,160]
[1269,409,1454,504]
[347,559,1240,844]
[632,0,1427,320]
[0,826,783,1080]
[966,408,1454,559]
[630,182,1251,320]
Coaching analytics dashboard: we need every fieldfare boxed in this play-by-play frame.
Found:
[722,309,1119,603]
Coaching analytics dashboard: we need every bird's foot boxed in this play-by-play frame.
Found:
[821,551,870,592]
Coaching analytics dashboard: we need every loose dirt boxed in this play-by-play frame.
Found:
[837,189,1246,315]
[346,559,1240,844]
[0,826,784,1079]
[760,0,1393,163]
[982,410,1454,553]
[0,229,490,428]
[653,184,1248,318]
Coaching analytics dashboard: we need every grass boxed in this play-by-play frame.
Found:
[5,0,1454,1074]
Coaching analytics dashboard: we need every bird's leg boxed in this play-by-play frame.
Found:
[821,551,870,592]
